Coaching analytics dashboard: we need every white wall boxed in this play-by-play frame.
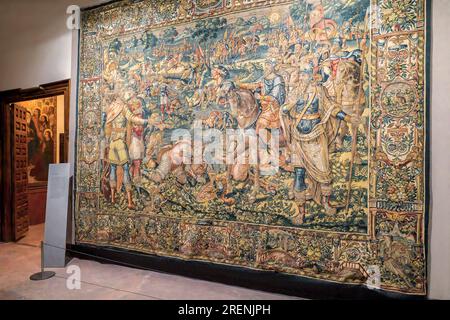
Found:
[428,0,450,300]
[0,0,449,299]
[0,0,106,91]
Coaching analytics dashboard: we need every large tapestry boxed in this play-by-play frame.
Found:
[75,0,428,295]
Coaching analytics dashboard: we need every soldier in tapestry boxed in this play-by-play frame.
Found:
[88,0,373,226]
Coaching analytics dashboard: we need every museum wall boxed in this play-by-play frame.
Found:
[0,0,448,299]
[0,0,106,91]
[429,0,450,300]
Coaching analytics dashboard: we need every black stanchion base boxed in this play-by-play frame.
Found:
[29,271,56,281]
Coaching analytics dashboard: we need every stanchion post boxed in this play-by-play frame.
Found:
[29,241,56,281]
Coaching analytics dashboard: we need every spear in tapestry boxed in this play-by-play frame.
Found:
[344,8,370,216]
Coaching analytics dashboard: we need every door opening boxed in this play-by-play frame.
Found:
[0,80,70,242]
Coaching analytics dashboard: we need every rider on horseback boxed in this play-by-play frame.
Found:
[236,58,286,176]
[212,65,236,110]
[236,58,286,131]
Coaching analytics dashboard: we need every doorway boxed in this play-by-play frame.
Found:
[0,80,70,242]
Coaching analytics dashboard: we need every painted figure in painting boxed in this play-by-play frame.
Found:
[39,129,55,180]
[19,98,58,184]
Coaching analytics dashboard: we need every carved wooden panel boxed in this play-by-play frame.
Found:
[12,104,29,239]
[27,187,47,225]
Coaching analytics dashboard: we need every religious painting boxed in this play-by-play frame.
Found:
[75,0,429,295]
[17,97,57,185]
